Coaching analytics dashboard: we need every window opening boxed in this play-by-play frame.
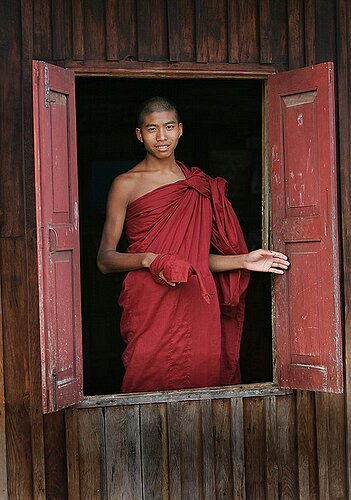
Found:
[76,77,270,395]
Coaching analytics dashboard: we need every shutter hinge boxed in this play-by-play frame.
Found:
[52,369,58,411]
[44,63,50,107]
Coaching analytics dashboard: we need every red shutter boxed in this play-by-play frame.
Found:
[33,61,83,412]
[269,62,343,393]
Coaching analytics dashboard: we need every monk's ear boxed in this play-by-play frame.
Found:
[178,122,183,138]
[136,128,143,143]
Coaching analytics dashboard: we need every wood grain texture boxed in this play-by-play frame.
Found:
[65,409,81,499]
[201,399,216,499]
[304,0,316,65]
[195,0,208,62]
[83,0,106,60]
[0,0,24,237]
[244,398,266,499]
[288,0,305,69]
[44,411,68,499]
[0,276,7,498]
[167,402,182,498]
[315,0,336,63]
[137,0,168,62]
[260,0,288,65]
[140,403,169,499]
[78,408,106,499]
[105,405,142,499]
[326,394,347,499]
[228,0,259,63]
[231,398,246,499]
[167,0,195,62]
[105,0,137,61]
[213,399,233,499]
[1,239,33,498]
[296,391,318,499]
[276,395,298,498]
[336,0,351,491]
[264,396,279,499]
[33,0,52,60]
[72,0,85,60]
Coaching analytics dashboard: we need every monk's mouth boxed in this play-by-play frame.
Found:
[155,145,171,151]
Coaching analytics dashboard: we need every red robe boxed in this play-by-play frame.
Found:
[119,162,249,392]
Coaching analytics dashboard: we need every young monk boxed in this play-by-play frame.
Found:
[97,96,289,393]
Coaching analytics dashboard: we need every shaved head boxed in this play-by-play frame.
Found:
[137,96,180,128]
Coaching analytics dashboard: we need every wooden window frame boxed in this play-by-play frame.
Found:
[71,64,286,407]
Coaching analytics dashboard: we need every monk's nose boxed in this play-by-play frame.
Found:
[156,128,166,141]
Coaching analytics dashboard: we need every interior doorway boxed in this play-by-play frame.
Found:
[76,77,272,395]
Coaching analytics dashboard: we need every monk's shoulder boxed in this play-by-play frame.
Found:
[109,168,146,204]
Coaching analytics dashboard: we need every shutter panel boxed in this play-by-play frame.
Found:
[33,61,83,412]
[268,62,343,393]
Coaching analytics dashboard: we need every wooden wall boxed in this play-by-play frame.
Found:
[0,0,350,498]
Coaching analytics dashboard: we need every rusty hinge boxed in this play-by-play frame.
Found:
[52,369,58,411]
[44,63,50,107]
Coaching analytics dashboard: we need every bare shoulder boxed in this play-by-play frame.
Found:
[109,167,143,204]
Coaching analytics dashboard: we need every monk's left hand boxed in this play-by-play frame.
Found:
[244,249,290,274]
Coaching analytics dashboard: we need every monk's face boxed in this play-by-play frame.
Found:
[136,110,183,159]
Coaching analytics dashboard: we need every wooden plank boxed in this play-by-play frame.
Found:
[22,3,47,498]
[106,0,137,61]
[243,398,266,499]
[228,0,259,63]
[43,411,68,499]
[78,408,106,498]
[137,0,168,62]
[167,0,195,62]
[304,0,316,66]
[212,399,233,499]
[207,0,227,62]
[66,60,278,76]
[296,391,318,499]
[315,0,336,63]
[72,0,85,60]
[1,239,33,497]
[140,403,169,499]
[336,0,351,493]
[77,383,292,408]
[33,0,52,59]
[287,0,305,69]
[178,401,202,499]
[201,399,216,499]
[105,405,142,499]
[195,0,208,62]
[260,0,288,65]
[65,409,81,500]
[0,275,8,499]
[231,398,246,499]
[83,0,106,60]
[0,1,24,237]
[314,394,348,499]
[167,402,182,498]
[51,0,67,60]
[264,397,279,499]
[276,395,298,498]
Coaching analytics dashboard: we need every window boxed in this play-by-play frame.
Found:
[33,61,343,413]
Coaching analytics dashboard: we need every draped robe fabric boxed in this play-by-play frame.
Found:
[119,162,250,393]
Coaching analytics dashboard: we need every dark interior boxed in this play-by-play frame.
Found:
[76,77,272,395]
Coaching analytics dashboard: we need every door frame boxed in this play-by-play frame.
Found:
[71,63,279,407]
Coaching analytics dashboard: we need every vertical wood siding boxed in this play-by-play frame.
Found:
[0,0,349,497]
[66,393,346,499]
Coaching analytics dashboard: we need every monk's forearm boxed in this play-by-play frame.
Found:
[209,253,247,272]
[97,250,156,274]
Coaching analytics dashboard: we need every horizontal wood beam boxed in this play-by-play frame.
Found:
[63,60,279,78]
[77,383,292,408]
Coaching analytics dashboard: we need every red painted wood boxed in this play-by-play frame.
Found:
[32,61,83,413]
[269,62,343,393]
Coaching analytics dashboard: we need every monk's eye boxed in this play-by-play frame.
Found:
[147,127,156,133]
[166,125,174,130]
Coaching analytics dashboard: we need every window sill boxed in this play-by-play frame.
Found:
[77,382,292,408]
